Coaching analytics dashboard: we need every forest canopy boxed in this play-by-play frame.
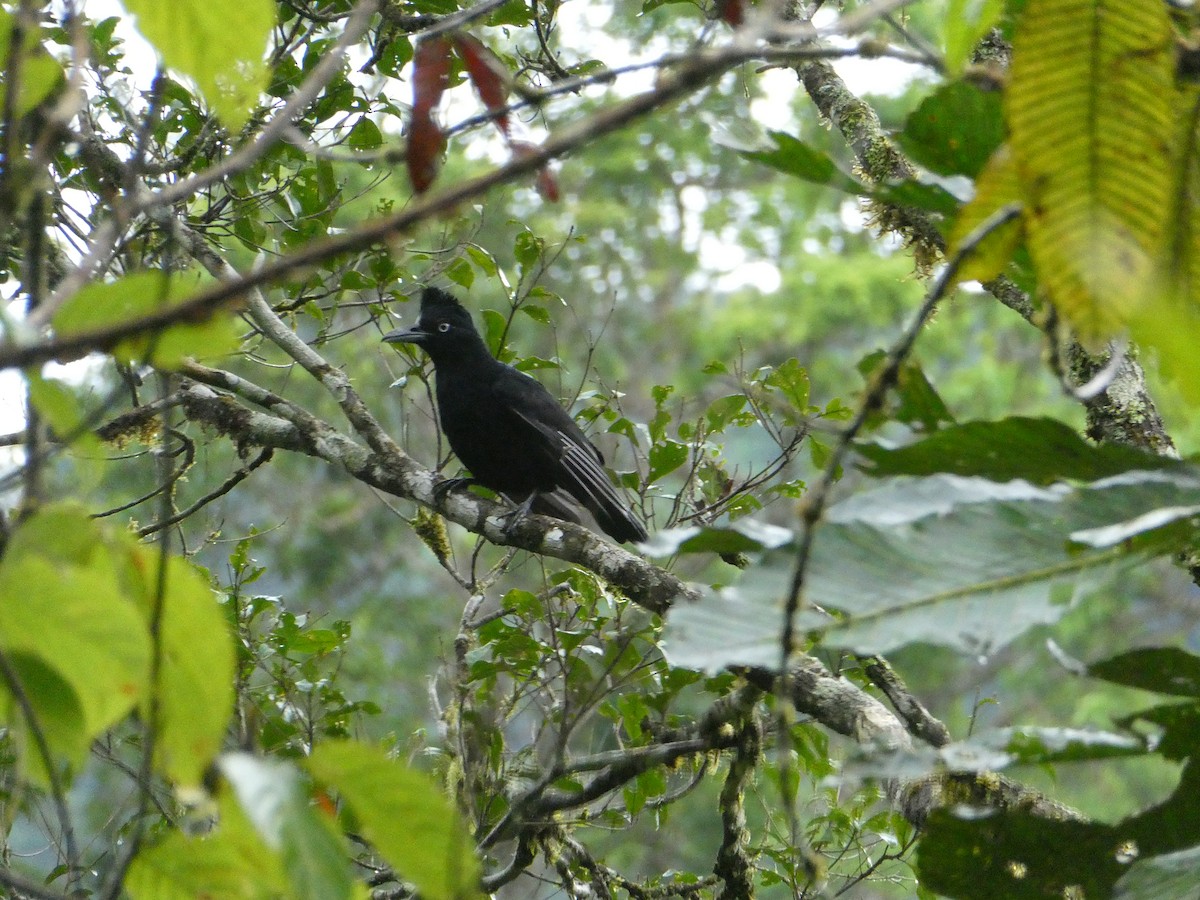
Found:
[2,0,1200,897]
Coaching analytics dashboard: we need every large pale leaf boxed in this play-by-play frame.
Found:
[121,0,273,128]
[842,726,1145,783]
[1007,0,1173,337]
[1116,845,1200,900]
[307,741,482,900]
[220,754,355,900]
[665,470,1200,668]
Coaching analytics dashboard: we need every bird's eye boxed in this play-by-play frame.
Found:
[437,322,451,333]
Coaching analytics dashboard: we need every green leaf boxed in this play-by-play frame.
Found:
[920,760,1200,898]
[1119,701,1200,761]
[0,10,65,117]
[1129,293,1200,404]
[872,178,962,215]
[127,795,287,900]
[764,358,810,413]
[855,417,1173,484]
[465,244,498,276]
[0,654,87,785]
[307,741,482,900]
[741,132,861,192]
[445,257,475,288]
[513,230,542,267]
[946,144,1023,285]
[481,308,507,357]
[129,556,235,787]
[705,394,747,431]
[1090,648,1200,698]
[221,753,355,900]
[1007,0,1173,338]
[123,0,274,128]
[648,440,689,483]
[519,303,551,324]
[348,116,383,151]
[900,80,1005,178]
[52,270,240,368]
[26,373,105,488]
[857,352,955,432]
[919,807,1126,899]
[0,505,150,753]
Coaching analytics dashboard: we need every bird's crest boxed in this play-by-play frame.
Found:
[420,286,463,314]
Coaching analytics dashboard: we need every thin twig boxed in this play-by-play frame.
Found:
[138,448,273,536]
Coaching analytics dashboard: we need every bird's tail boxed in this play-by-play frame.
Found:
[532,489,647,544]
[586,496,648,545]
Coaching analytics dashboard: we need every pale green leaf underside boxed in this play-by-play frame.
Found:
[665,470,1200,669]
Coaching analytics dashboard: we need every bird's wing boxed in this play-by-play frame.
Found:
[495,373,646,543]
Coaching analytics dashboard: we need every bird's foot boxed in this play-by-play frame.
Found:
[496,493,537,536]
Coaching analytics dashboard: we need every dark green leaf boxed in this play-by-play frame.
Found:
[445,257,474,288]
[648,440,689,483]
[920,760,1200,899]
[899,80,1006,178]
[348,116,382,150]
[873,178,962,215]
[856,417,1173,483]
[741,132,862,192]
[1119,702,1200,761]
[1091,648,1200,698]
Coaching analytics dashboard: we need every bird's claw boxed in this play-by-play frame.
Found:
[433,476,476,504]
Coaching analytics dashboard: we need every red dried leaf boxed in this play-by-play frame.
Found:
[412,36,451,119]
[510,141,559,203]
[407,112,446,193]
[454,34,511,137]
[408,36,451,193]
[715,0,744,27]
[535,166,560,202]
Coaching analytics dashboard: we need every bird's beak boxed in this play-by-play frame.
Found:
[382,324,428,346]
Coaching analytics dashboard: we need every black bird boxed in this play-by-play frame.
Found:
[383,287,648,544]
